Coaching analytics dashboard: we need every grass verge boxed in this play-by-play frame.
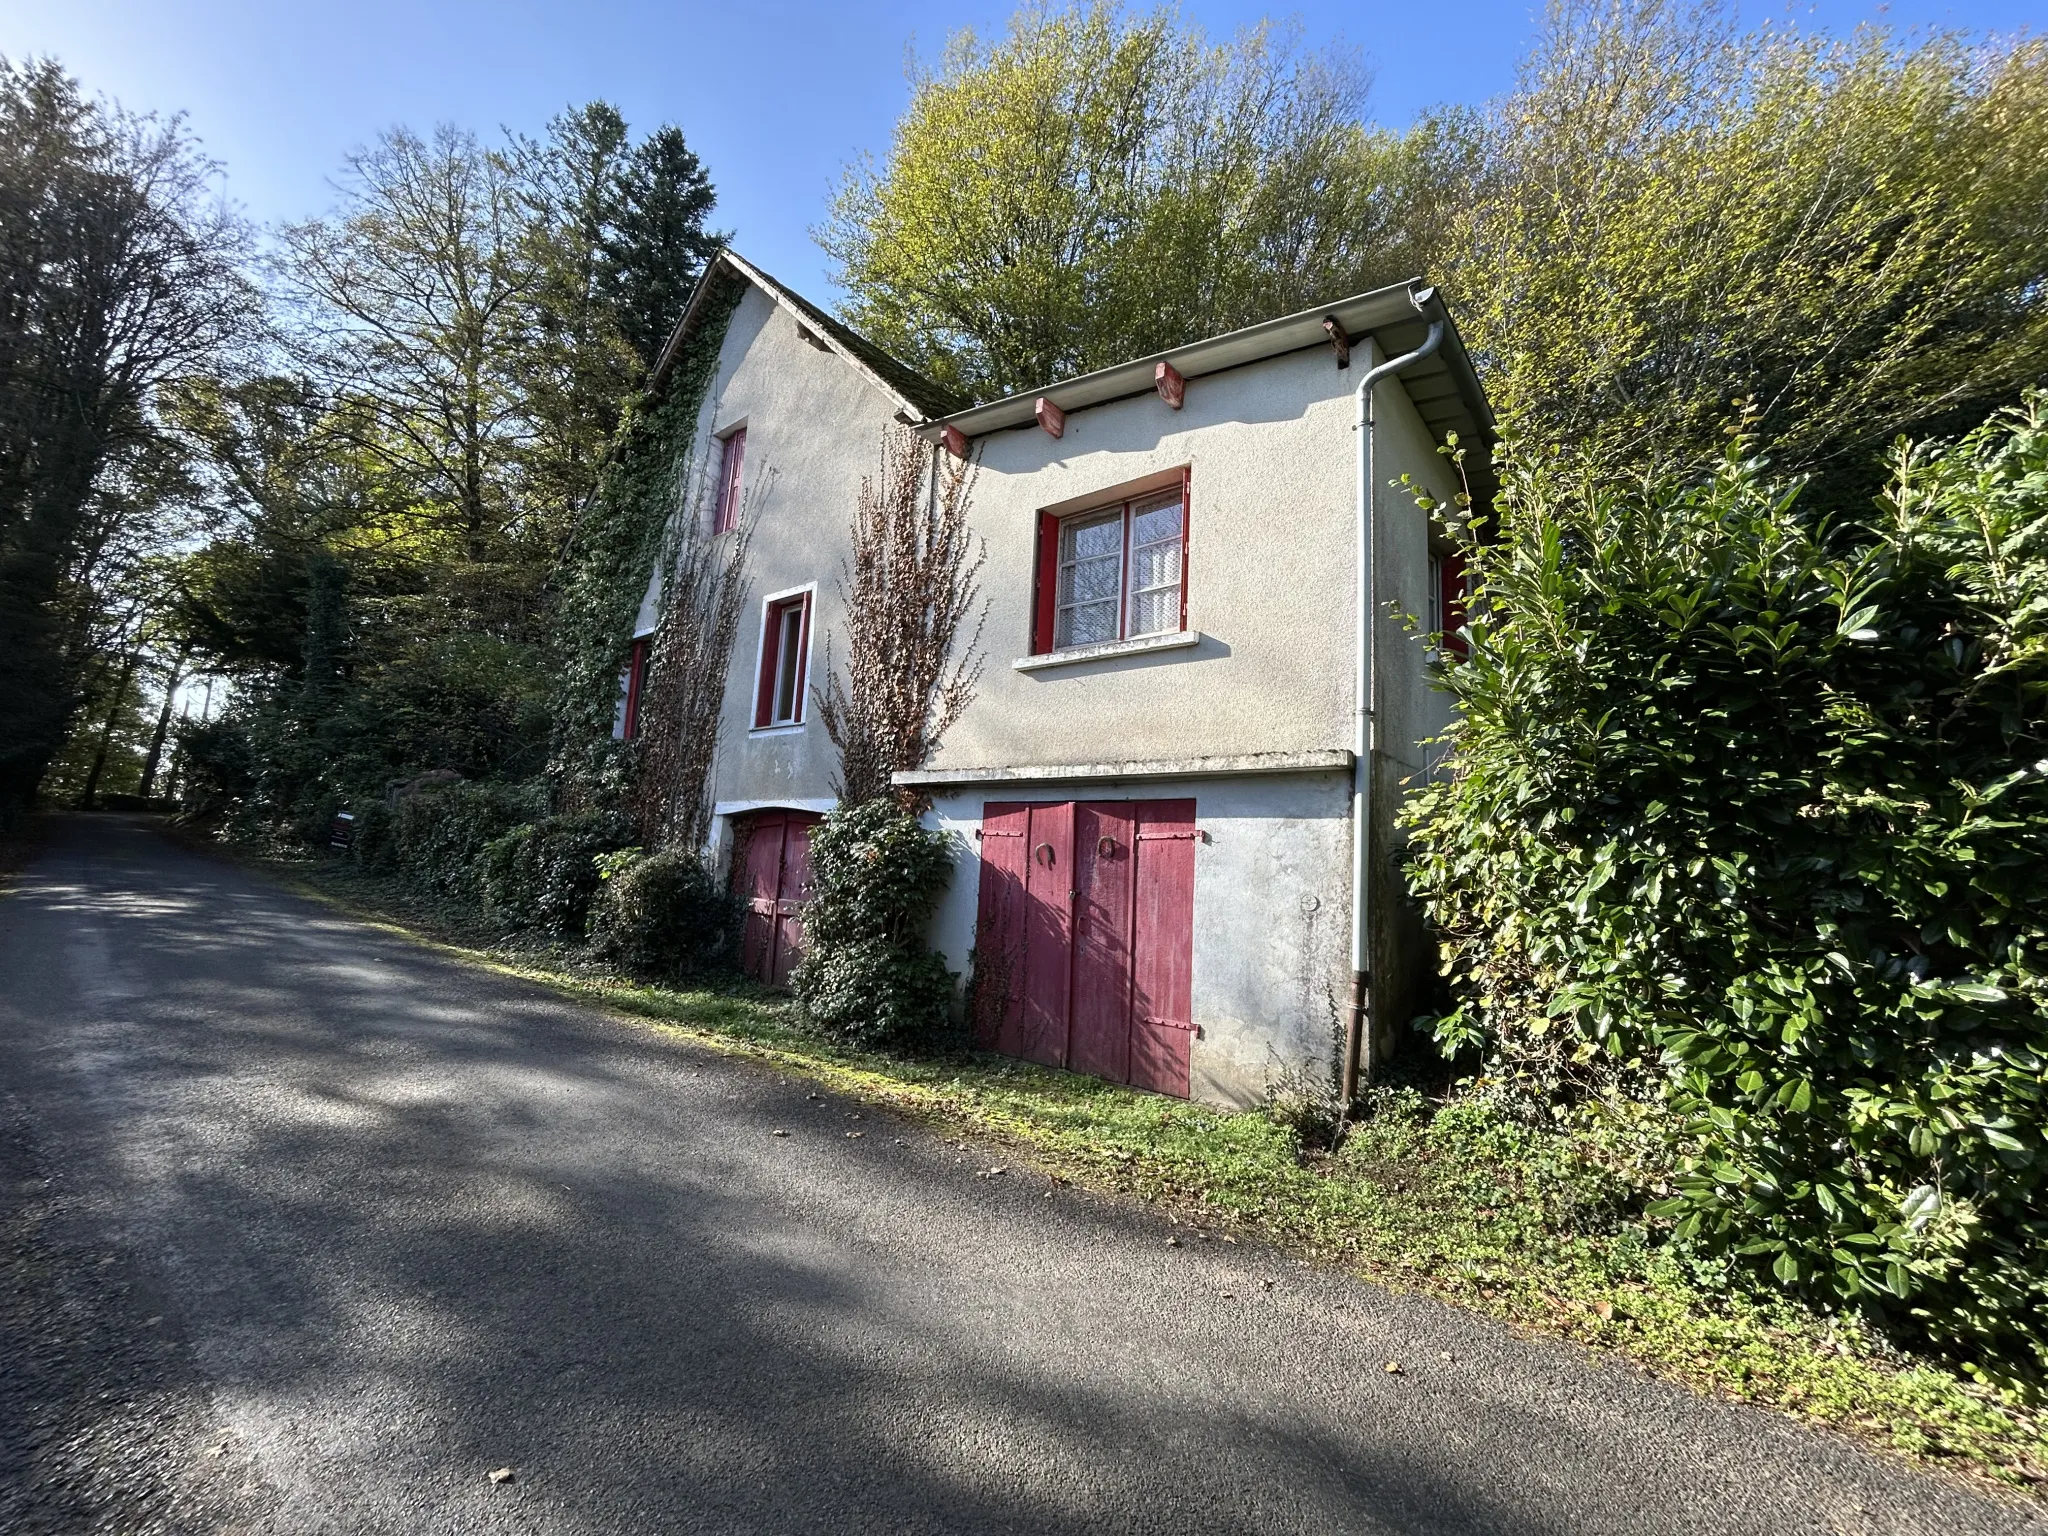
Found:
[227,841,2046,1500]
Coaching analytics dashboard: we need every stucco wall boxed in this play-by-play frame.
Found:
[679,287,907,814]
[928,341,1464,777]
[923,770,1355,1110]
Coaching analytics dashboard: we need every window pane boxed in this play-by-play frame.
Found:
[1129,587,1178,637]
[1056,511,1124,647]
[1057,599,1119,647]
[1126,492,1182,637]
[773,604,803,721]
[1062,513,1122,562]
[1130,495,1181,548]
[1065,555,1120,604]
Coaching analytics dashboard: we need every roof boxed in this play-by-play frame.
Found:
[923,280,1498,507]
[650,249,968,421]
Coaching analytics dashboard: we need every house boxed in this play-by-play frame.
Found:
[624,250,1495,1109]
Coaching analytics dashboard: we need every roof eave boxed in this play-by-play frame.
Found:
[920,278,1493,445]
[648,248,959,422]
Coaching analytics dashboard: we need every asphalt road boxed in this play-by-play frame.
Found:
[0,814,2039,1536]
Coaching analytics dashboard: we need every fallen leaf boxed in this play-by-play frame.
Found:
[988,1166,1006,1176]
[488,1467,516,1485]
[1384,1362,1403,1375]
[1595,1300,1615,1322]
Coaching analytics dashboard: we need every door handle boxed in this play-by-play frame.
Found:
[1097,835,1118,857]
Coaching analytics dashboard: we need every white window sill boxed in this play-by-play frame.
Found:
[749,721,806,737]
[1012,629,1202,673]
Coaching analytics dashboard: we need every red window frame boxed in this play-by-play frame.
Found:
[1430,550,1470,660]
[713,427,746,535]
[1031,471,1190,655]
[753,592,813,728]
[620,636,652,740]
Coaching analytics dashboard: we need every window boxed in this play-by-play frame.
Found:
[713,427,746,534]
[1034,478,1188,653]
[1429,550,1469,659]
[753,591,812,728]
[619,637,652,740]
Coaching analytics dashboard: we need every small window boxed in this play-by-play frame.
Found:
[1036,478,1188,653]
[753,592,811,728]
[1431,551,1469,659]
[713,427,746,535]
[620,637,652,740]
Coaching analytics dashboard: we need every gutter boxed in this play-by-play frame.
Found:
[1342,296,1446,1110]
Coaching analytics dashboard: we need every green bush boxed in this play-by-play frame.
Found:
[588,847,737,979]
[347,799,399,873]
[1403,397,2048,1380]
[392,779,545,901]
[480,809,636,937]
[791,798,959,1049]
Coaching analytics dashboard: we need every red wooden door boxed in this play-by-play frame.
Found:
[736,810,821,987]
[972,797,1194,1097]
[1127,800,1197,1097]
[1069,802,1136,1083]
[1015,801,1074,1067]
[972,805,1030,1051]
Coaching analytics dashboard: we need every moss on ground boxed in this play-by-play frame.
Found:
[243,847,2047,1499]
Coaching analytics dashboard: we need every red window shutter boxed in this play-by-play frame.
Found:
[622,637,650,740]
[1179,469,1191,635]
[790,593,811,723]
[1031,511,1061,654]
[715,428,746,534]
[754,601,781,728]
[1441,552,1469,659]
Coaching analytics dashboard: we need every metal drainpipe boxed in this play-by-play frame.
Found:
[1342,297,1446,1111]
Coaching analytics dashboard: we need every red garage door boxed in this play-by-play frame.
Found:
[735,809,821,987]
[973,799,1196,1097]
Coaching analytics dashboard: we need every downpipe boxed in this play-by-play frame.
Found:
[1342,297,1445,1114]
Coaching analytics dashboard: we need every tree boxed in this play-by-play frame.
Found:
[278,124,534,573]
[816,426,986,805]
[819,3,1423,401]
[600,124,723,370]
[1402,397,2048,1377]
[1426,2,2048,486]
[0,57,253,816]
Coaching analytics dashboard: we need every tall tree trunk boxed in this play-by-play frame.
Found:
[79,643,144,809]
[137,640,192,798]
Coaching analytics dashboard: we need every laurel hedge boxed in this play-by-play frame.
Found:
[1403,396,2048,1380]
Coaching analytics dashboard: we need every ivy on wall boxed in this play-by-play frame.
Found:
[547,272,745,810]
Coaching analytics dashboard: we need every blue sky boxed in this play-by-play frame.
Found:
[5,0,2039,304]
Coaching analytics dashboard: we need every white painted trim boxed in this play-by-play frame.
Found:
[894,749,1351,787]
[751,580,819,729]
[1012,629,1202,672]
[712,798,838,818]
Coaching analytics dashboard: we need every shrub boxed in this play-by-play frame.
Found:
[791,798,959,1049]
[588,847,737,979]
[392,779,545,901]
[1403,397,2048,1380]
[480,809,636,937]
[348,799,399,873]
